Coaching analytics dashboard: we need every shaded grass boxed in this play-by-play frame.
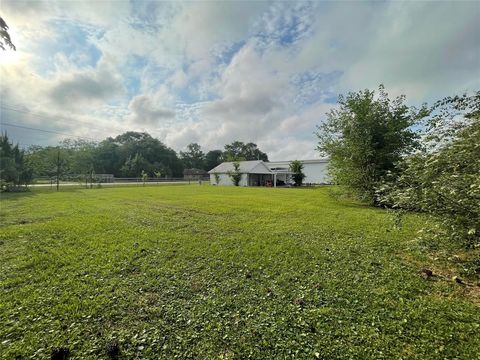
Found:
[0,185,479,359]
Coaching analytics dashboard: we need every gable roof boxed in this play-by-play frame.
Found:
[208,160,272,174]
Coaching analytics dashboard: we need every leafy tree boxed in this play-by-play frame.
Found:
[223,141,268,161]
[24,146,54,177]
[94,139,122,175]
[224,141,246,161]
[61,139,98,182]
[228,162,242,186]
[205,150,223,170]
[107,132,183,177]
[289,160,306,186]
[377,92,480,247]
[0,17,15,51]
[121,153,149,177]
[180,143,205,169]
[242,142,269,161]
[317,85,428,203]
[0,133,32,191]
[25,146,69,179]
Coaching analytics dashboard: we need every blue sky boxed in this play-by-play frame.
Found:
[1,0,479,160]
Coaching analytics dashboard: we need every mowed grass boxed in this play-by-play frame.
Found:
[0,185,479,359]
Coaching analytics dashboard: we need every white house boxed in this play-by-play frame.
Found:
[208,159,329,186]
[208,160,273,186]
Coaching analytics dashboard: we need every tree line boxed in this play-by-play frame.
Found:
[0,130,270,189]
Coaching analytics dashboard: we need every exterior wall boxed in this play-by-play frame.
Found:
[210,173,248,186]
[267,160,330,184]
[239,174,248,186]
[302,162,329,184]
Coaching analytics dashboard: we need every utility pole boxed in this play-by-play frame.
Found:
[56,147,60,191]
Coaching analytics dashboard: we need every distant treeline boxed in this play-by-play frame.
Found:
[0,131,269,183]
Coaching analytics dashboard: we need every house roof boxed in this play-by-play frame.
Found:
[266,159,329,167]
[208,160,273,174]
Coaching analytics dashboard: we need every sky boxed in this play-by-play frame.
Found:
[0,0,479,160]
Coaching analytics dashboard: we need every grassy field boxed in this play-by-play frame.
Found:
[1,185,479,359]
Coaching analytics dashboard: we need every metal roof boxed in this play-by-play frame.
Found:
[208,160,273,174]
[267,159,329,166]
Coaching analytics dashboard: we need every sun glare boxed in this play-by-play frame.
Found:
[0,49,20,64]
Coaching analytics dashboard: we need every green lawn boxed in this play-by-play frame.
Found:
[1,186,479,359]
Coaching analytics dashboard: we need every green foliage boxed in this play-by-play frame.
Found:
[377,93,480,247]
[60,139,97,176]
[25,132,184,179]
[110,132,183,177]
[23,134,271,180]
[224,141,268,162]
[141,170,148,186]
[25,146,70,182]
[228,161,242,186]
[180,143,205,170]
[289,160,306,186]
[0,133,32,191]
[121,153,149,177]
[0,16,16,51]
[1,186,479,358]
[213,172,220,185]
[317,85,428,203]
[205,150,223,171]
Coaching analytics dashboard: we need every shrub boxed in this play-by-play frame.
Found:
[213,173,220,185]
[228,162,242,186]
[377,92,480,247]
[289,160,305,186]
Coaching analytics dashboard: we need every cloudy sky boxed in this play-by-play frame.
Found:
[0,0,479,160]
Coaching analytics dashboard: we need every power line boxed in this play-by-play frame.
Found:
[0,103,180,149]
[1,103,175,142]
[0,122,99,141]
[0,104,129,135]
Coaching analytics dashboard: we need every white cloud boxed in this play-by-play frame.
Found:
[48,61,124,108]
[127,94,175,126]
[1,0,478,161]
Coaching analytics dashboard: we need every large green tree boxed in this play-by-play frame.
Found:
[25,146,70,186]
[316,85,428,203]
[204,149,223,171]
[102,132,183,177]
[223,141,268,162]
[94,140,122,175]
[61,139,98,177]
[180,143,205,170]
